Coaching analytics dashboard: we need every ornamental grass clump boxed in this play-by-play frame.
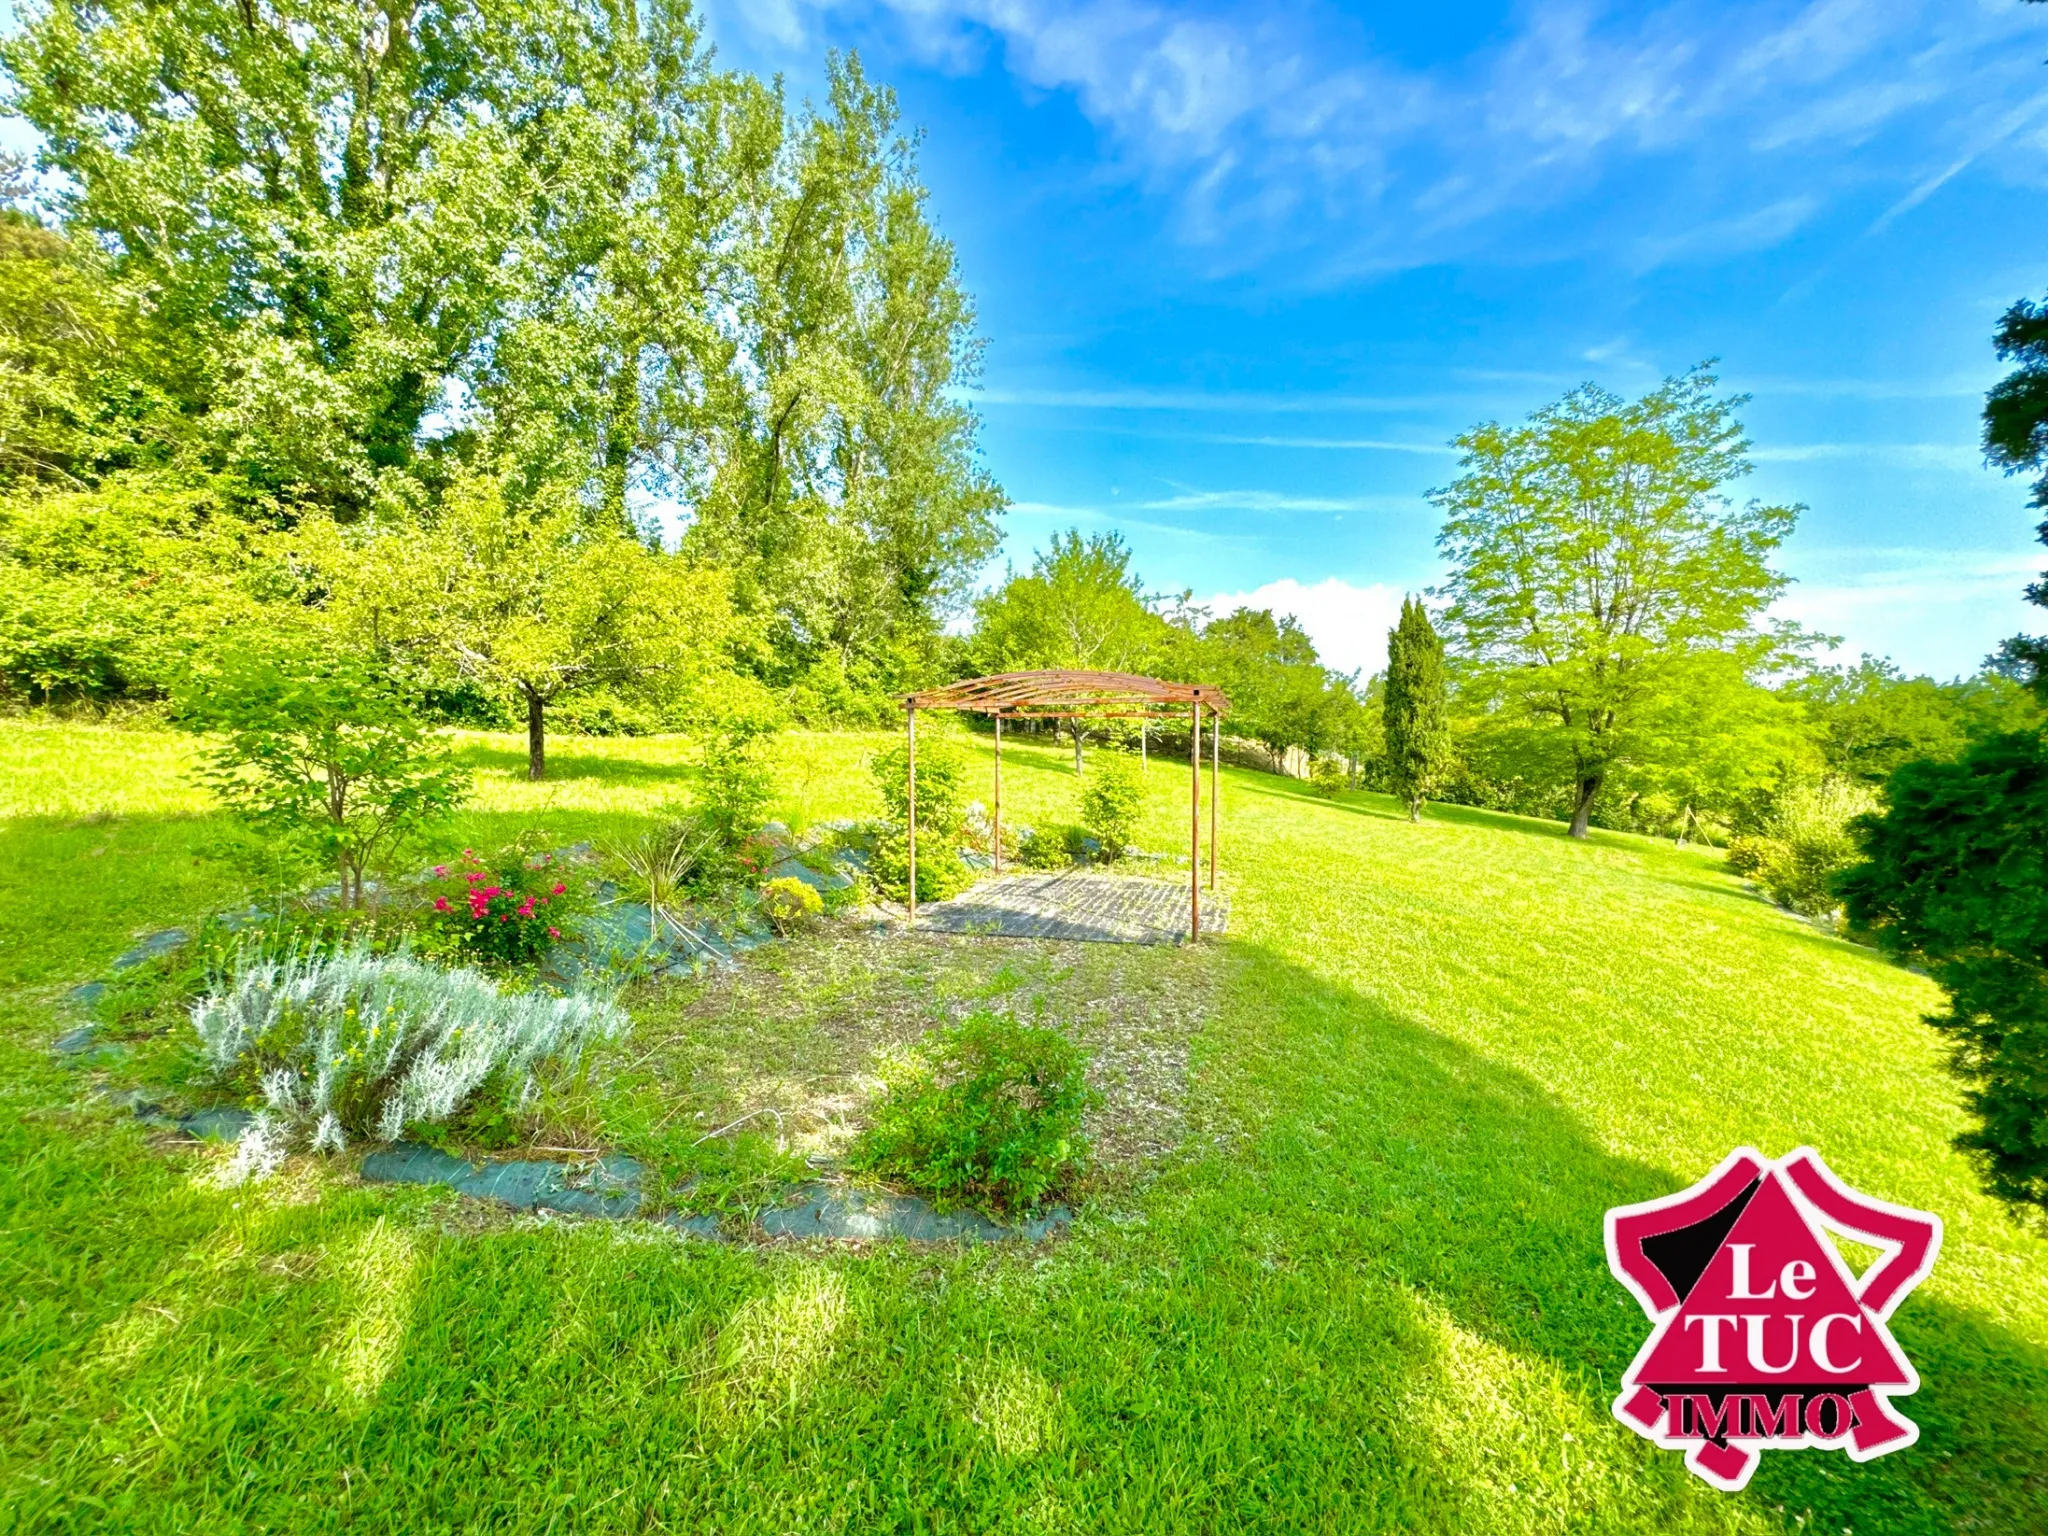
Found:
[852,1012,1096,1214]
[192,943,627,1159]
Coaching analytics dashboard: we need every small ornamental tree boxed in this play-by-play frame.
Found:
[310,468,740,781]
[871,732,970,901]
[179,647,466,906]
[1383,596,1452,821]
[1839,730,2048,1213]
[1078,752,1145,858]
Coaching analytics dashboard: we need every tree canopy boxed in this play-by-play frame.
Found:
[1433,366,1801,837]
[0,0,1001,719]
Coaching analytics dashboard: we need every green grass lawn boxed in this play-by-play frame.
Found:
[2,717,2044,1533]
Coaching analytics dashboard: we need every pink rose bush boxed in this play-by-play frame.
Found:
[425,849,580,966]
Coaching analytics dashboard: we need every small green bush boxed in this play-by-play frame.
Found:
[1723,834,1777,877]
[1308,758,1346,798]
[1740,778,1879,916]
[870,734,973,901]
[1078,753,1144,858]
[853,1012,1096,1213]
[699,725,778,841]
[423,847,581,966]
[759,875,824,933]
[1017,823,1079,869]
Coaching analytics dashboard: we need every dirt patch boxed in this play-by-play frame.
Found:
[614,923,1225,1185]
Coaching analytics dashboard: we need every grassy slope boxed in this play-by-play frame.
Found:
[0,719,2043,1534]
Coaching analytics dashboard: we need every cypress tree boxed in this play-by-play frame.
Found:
[1383,596,1451,822]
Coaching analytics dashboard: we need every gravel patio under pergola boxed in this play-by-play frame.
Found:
[899,669,1231,942]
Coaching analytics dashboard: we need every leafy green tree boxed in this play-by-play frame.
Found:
[972,530,1165,771]
[1433,366,1800,838]
[0,477,291,705]
[1794,655,2045,782]
[311,467,740,780]
[1841,732,2048,1213]
[6,6,1001,698]
[1985,297,2048,696]
[178,645,466,906]
[1382,597,1452,820]
[1197,608,1334,772]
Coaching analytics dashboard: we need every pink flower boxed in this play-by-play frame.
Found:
[433,897,451,913]
[548,927,561,939]
[463,848,475,859]
[552,883,566,895]
[433,865,448,878]
[517,900,535,918]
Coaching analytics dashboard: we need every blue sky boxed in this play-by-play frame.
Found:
[699,0,2048,679]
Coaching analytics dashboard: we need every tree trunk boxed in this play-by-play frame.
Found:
[1569,774,1601,839]
[526,686,546,781]
[1408,796,1422,824]
[1072,725,1084,775]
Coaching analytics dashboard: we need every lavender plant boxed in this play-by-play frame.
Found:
[193,944,628,1162]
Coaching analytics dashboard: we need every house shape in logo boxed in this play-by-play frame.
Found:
[1605,1147,1942,1491]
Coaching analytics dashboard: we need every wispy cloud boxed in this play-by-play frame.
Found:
[711,1,2048,271]
[1138,488,1409,516]
[1772,549,2040,671]
[974,385,1452,413]
[1749,442,1984,471]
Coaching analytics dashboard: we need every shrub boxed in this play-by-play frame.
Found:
[961,800,1018,863]
[604,813,725,914]
[699,724,777,841]
[1308,757,1347,799]
[177,645,466,906]
[192,943,628,1156]
[425,848,578,965]
[1841,731,2048,1213]
[852,1012,1096,1213]
[1723,833,1776,877]
[1078,752,1144,858]
[870,734,972,901]
[759,875,823,934]
[1740,778,1879,916]
[1017,823,1079,870]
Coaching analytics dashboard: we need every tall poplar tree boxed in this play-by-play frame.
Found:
[1382,596,1451,821]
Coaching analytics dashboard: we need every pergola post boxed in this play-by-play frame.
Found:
[992,714,1003,874]
[906,706,918,927]
[1209,705,1219,891]
[1189,700,1201,941]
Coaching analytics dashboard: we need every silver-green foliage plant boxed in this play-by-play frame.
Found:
[193,945,628,1159]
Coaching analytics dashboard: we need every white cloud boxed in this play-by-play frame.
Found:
[1195,576,1411,678]
[705,0,2048,272]
[1138,488,1407,515]
[972,384,1453,412]
[1771,550,2041,676]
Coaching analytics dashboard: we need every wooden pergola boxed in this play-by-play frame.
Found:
[899,670,1231,939]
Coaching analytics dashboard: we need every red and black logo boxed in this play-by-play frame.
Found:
[1605,1147,1941,1491]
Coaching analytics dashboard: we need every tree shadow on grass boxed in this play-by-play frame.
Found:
[451,740,702,786]
[8,933,2044,1533]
